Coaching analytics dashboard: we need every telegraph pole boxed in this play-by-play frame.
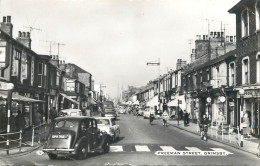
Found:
[146,58,160,111]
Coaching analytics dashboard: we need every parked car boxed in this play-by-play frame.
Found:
[59,109,82,117]
[143,107,151,119]
[101,101,117,120]
[96,117,120,142]
[43,116,110,160]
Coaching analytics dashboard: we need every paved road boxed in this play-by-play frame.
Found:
[1,114,259,165]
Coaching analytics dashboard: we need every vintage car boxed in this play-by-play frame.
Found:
[43,116,110,160]
[96,117,120,142]
[101,101,117,120]
[59,109,82,117]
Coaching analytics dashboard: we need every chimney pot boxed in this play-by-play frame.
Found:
[221,32,224,37]
[3,16,6,23]
[56,55,59,60]
[18,31,22,37]
[217,32,220,38]
[226,36,229,42]
[27,32,30,38]
[230,36,233,42]
[22,32,26,37]
[203,35,205,40]
[7,16,11,23]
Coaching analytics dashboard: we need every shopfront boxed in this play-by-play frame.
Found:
[0,90,45,131]
[240,89,260,137]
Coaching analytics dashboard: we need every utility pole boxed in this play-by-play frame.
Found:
[146,58,160,111]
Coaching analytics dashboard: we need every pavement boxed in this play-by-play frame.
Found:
[0,123,50,158]
[166,118,260,155]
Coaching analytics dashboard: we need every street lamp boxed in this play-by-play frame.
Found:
[238,89,245,147]
[5,83,14,155]
[206,97,211,120]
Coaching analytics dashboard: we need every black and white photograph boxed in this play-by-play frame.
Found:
[0,0,260,165]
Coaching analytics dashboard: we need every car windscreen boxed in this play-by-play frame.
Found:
[53,119,76,131]
[97,119,110,125]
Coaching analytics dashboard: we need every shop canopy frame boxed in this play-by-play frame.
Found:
[167,95,186,111]
[146,95,159,107]
[0,91,45,103]
[60,93,79,105]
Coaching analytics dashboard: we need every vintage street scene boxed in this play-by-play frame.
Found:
[0,0,260,165]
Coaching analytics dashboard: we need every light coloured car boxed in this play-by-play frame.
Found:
[96,117,120,142]
[59,109,82,117]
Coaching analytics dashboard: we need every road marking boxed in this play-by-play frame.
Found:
[185,147,202,151]
[110,145,124,152]
[159,146,177,151]
[210,148,233,154]
[135,145,150,152]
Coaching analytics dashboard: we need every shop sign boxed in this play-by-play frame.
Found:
[229,102,234,107]
[241,89,260,98]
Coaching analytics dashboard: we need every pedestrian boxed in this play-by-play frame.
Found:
[15,110,26,133]
[50,107,58,123]
[184,111,189,126]
[34,110,42,134]
[85,106,92,117]
[162,111,169,127]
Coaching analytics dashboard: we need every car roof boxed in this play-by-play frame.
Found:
[95,117,112,120]
[55,116,95,121]
[60,109,81,113]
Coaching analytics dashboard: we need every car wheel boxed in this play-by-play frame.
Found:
[48,153,57,160]
[103,140,110,153]
[76,143,88,160]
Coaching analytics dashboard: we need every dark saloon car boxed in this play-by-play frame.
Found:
[43,116,110,160]
[101,101,117,120]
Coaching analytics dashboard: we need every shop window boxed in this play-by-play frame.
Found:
[38,63,43,87]
[242,57,250,84]
[12,49,21,79]
[256,1,260,30]
[241,9,249,37]
[229,62,235,86]
[257,54,260,83]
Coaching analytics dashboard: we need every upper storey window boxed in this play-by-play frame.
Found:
[241,10,249,37]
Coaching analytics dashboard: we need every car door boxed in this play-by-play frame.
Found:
[111,119,119,136]
[91,119,100,148]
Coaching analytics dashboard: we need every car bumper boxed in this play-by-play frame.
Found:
[43,148,76,154]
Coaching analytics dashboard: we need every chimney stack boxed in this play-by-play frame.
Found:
[16,31,32,49]
[0,15,13,37]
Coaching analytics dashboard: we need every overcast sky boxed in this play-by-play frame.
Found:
[0,0,239,98]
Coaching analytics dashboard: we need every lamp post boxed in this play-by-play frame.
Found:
[206,97,211,120]
[5,83,14,155]
[238,89,245,147]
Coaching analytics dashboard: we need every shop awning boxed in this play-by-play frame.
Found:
[60,93,79,105]
[0,91,45,103]
[167,95,186,110]
[146,95,158,107]
[89,97,97,105]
